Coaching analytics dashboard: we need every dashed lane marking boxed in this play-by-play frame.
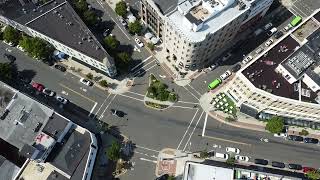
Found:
[202,135,252,146]
[59,83,95,103]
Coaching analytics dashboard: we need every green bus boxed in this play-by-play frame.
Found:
[208,78,222,90]
[290,16,302,27]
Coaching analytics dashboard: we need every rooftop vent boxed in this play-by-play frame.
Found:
[54,1,57,4]
[33,9,36,12]
[39,9,43,13]
[82,37,86,41]
[59,7,63,10]
[95,46,100,50]
[59,15,64,18]
[53,10,57,14]
[67,22,73,26]
[78,41,82,45]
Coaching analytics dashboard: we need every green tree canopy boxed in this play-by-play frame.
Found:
[83,10,98,26]
[74,0,88,13]
[306,170,320,180]
[226,156,236,166]
[128,20,142,34]
[99,80,108,87]
[117,52,130,64]
[3,26,19,45]
[0,62,17,82]
[19,35,33,52]
[167,175,176,180]
[30,38,53,59]
[104,36,120,50]
[106,141,121,162]
[115,1,127,17]
[265,116,284,134]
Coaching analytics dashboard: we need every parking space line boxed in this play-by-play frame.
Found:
[202,135,252,146]
[59,83,95,103]
[177,108,199,150]
[182,111,205,151]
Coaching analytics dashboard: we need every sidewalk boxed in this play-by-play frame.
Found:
[59,57,132,94]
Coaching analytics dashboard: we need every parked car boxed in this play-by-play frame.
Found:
[267,27,277,36]
[274,31,284,39]
[255,47,264,54]
[235,155,249,162]
[209,64,217,71]
[155,174,169,180]
[16,45,25,52]
[231,64,241,72]
[273,133,287,138]
[42,60,54,66]
[103,28,111,37]
[283,24,292,32]
[226,147,240,154]
[215,153,229,160]
[135,38,144,47]
[80,78,93,86]
[272,161,285,168]
[303,167,315,173]
[56,96,68,104]
[31,82,44,92]
[263,22,273,30]
[242,55,253,64]
[222,52,232,62]
[3,53,16,61]
[304,137,319,144]
[42,88,56,97]
[54,64,67,72]
[265,39,274,46]
[288,163,302,170]
[119,17,127,26]
[110,109,125,117]
[254,159,268,165]
[220,70,232,80]
[287,135,304,142]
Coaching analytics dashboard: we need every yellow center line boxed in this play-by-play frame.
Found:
[202,135,252,146]
[59,83,95,103]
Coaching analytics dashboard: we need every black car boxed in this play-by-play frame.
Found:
[274,31,284,39]
[287,135,304,142]
[155,174,168,180]
[3,53,16,61]
[304,137,319,144]
[17,72,32,84]
[288,163,302,170]
[232,64,241,72]
[272,161,285,168]
[110,109,125,117]
[43,60,54,66]
[54,64,67,72]
[254,159,268,165]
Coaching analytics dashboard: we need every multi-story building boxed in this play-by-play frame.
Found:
[0,0,117,77]
[225,9,320,128]
[141,0,274,74]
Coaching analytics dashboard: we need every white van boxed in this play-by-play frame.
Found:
[215,153,229,159]
[267,27,277,36]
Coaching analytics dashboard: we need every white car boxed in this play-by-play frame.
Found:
[274,133,287,138]
[119,17,127,26]
[235,155,249,162]
[220,70,232,80]
[242,55,253,64]
[265,39,274,46]
[135,38,144,47]
[42,88,55,97]
[56,96,68,104]
[226,147,240,154]
[263,22,273,30]
[215,152,229,160]
[208,64,217,71]
[283,24,292,32]
[80,78,93,86]
[16,45,25,52]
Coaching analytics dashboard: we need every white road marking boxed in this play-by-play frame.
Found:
[132,59,155,75]
[110,17,131,40]
[100,94,117,119]
[139,158,157,163]
[117,93,144,102]
[134,151,158,159]
[134,64,157,77]
[187,84,202,96]
[61,90,68,95]
[202,113,208,137]
[183,86,199,100]
[176,108,199,150]
[88,102,98,117]
[177,101,199,105]
[182,111,205,151]
[93,93,111,119]
[171,105,196,110]
[127,91,145,97]
[97,0,104,8]
[131,56,152,71]
[136,145,160,152]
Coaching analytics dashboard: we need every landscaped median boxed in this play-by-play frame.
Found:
[210,92,237,120]
[144,74,177,110]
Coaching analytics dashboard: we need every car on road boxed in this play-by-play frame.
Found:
[242,55,253,64]
[155,174,168,180]
[272,161,285,168]
[80,78,93,86]
[56,96,68,104]
[134,38,144,47]
[265,39,274,46]
[287,135,304,142]
[208,64,217,71]
[303,167,315,173]
[119,17,127,26]
[254,159,268,165]
[274,31,284,39]
[3,53,16,61]
[226,147,240,154]
[54,64,67,72]
[31,82,44,92]
[220,70,231,80]
[215,153,229,160]
[267,27,277,36]
[283,24,292,32]
[42,88,56,97]
[235,155,249,162]
[273,133,287,138]
[255,47,264,55]
[304,137,319,144]
[103,28,111,37]
[110,109,125,117]
[288,163,302,170]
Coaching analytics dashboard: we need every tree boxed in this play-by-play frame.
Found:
[117,52,131,64]
[168,93,177,102]
[265,116,284,134]
[74,0,88,13]
[99,80,108,87]
[19,35,32,52]
[30,38,53,59]
[199,151,209,159]
[106,141,121,162]
[147,43,155,51]
[86,73,93,79]
[115,1,127,17]
[299,129,309,136]
[168,175,176,180]
[0,62,17,82]
[128,20,142,34]
[306,170,320,180]
[104,36,120,50]
[83,10,98,26]
[226,156,236,166]
[0,31,3,41]
[3,26,19,45]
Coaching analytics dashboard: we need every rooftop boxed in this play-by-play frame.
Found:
[0,0,114,65]
[0,155,20,180]
[42,113,71,140]
[153,0,178,15]
[168,0,249,42]
[183,162,234,180]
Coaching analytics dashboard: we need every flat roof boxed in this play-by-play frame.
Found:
[184,162,234,180]
[0,83,15,116]
[0,155,20,180]
[42,113,70,140]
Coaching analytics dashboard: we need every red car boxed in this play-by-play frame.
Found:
[302,167,315,173]
[32,82,44,92]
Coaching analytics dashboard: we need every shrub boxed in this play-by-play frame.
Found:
[147,43,155,51]
[265,116,284,134]
[115,1,127,17]
[299,129,309,136]
[199,151,209,159]
[86,73,93,79]
[99,80,108,87]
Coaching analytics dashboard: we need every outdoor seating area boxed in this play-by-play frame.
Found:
[211,93,236,116]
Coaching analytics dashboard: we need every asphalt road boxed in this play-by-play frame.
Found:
[285,0,320,18]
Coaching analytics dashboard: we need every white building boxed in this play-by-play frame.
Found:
[0,0,117,77]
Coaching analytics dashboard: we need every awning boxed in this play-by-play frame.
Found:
[144,32,153,39]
